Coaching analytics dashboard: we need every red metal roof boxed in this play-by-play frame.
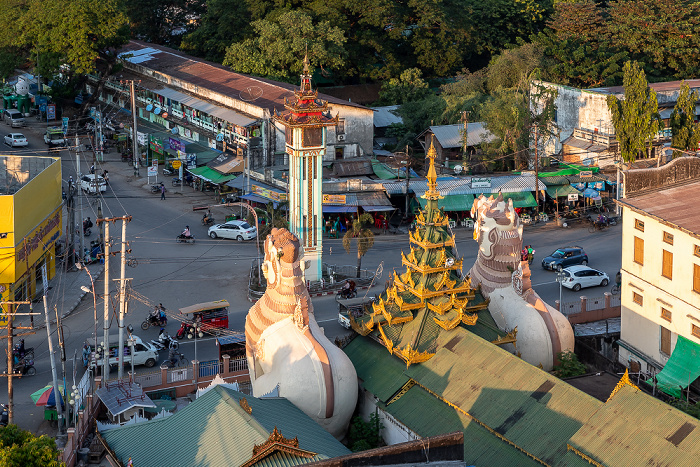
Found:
[620,179,700,235]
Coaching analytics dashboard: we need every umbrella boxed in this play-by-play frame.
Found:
[30,385,65,407]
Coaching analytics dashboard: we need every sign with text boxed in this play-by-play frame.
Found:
[147,166,157,176]
[471,177,492,188]
[568,193,579,202]
[169,138,185,153]
[579,171,593,178]
[137,131,147,146]
[252,185,287,202]
[323,194,347,204]
[47,104,56,121]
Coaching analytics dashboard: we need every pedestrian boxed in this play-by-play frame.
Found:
[382,218,389,234]
[90,164,95,174]
[527,245,535,265]
[160,182,166,200]
[68,175,73,188]
[82,344,91,368]
[521,248,528,262]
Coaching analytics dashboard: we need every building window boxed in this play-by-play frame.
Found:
[634,237,644,265]
[662,250,673,279]
[302,128,322,148]
[632,292,643,306]
[695,264,700,293]
[663,231,674,245]
[635,219,645,231]
[661,308,672,322]
[285,129,293,146]
[692,324,700,339]
[695,245,700,258]
[336,119,345,135]
[660,326,671,355]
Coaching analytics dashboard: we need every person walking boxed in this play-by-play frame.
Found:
[160,183,166,200]
[527,245,535,265]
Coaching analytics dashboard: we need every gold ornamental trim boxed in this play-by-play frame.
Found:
[242,427,317,467]
[606,369,639,403]
[387,379,416,405]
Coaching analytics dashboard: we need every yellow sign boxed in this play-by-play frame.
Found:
[16,208,62,265]
[172,160,182,169]
[323,194,346,204]
[252,185,288,202]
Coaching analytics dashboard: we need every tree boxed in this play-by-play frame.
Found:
[123,0,206,47]
[223,10,347,82]
[606,61,660,165]
[342,213,375,278]
[552,351,586,379]
[0,424,64,467]
[375,68,430,105]
[255,202,289,253]
[670,82,700,158]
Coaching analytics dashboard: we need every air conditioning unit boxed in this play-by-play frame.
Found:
[337,134,346,142]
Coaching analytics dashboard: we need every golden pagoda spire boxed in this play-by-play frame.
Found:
[303,44,310,76]
[423,136,441,201]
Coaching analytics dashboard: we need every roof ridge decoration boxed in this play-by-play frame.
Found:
[606,369,639,403]
[242,426,317,467]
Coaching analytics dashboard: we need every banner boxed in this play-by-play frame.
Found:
[471,177,491,188]
[47,104,56,121]
[323,194,346,204]
[137,131,147,146]
[169,138,185,153]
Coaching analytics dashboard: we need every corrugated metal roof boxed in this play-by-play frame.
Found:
[388,175,545,197]
[155,87,256,127]
[343,337,409,402]
[332,158,374,177]
[567,384,700,466]
[371,105,403,127]
[562,136,608,153]
[101,385,349,467]
[428,123,496,148]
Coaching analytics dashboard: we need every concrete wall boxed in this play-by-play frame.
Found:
[624,156,700,195]
[357,388,420,446]
[618,205,700,370]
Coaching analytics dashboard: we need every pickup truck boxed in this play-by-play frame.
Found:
[43,127,66,147]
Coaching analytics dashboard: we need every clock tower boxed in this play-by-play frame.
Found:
[275,56,337,281]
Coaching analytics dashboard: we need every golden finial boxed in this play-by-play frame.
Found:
[303,44,310,75]
[606,369,639,402]
[423,136,441,201]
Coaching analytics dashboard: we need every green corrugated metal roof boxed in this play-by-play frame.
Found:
[545,184,580,198]
[343,337,409,402]
[256,451,328,467]
[565,384,700,466]
[101,386,349,467]
[188,166,238,184]
[501,191,537,208]
[380,384,540,466]
[417,194,475,211]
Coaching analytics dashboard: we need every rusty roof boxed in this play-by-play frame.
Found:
[618,180,700,237]
[118,41,368,112]
[588,78,700,95]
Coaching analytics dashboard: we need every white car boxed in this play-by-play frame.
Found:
[208,220,257,241]
[79,174,107,193]
[4,133,28,147]
[561,265,609,292]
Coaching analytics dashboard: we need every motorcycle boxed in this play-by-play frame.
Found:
[336,287,357,300]
[201,216,215,226]
[176,234,195,244]
[13,340,34,360]
[141,309,167,330]
[151,184,163,194]
[162,351,189,368]
[150,329,179,351]
[13,358,36,376]
[175,321,203,340]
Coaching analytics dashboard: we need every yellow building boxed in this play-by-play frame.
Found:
[0,155,62,321]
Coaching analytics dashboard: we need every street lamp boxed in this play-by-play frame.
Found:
[556,269,565,312]
[69,385,81,427]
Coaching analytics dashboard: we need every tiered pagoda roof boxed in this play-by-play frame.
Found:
[351,139,513,366]
[275,54,337,128]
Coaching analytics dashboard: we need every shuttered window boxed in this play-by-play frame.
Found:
[661,308,672,322]
[694,264,700,293]
[634,237,644,265]
[661,326,671,355]
[662,250,673,279]
[633,292,643,306]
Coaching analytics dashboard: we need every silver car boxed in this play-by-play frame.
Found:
[4,133,28,147]
[561,265,609,292]
[208,220,257,241]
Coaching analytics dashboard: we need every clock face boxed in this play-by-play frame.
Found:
[445,258,455,267]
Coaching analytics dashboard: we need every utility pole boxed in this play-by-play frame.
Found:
[0,300,34,425]
[534,125,540,216]
[75,139,85,264]
[117,216,132,379]
[54,305,67,432]
[129,81,140,176]
[98,105,104,163]
[42,267,64,435]
[461,111,469,165]
[101,220,110,380]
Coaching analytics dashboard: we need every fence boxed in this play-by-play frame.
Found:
[229,356,248,373]
[62,392,101,467]
[561,292,622,325]
[132,369,162,388]
[199,360,223,377]
[167,366,192,383]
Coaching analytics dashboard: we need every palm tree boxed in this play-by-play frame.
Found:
[342,213,375,278]
[254,201,289,253]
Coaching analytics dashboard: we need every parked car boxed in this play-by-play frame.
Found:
[541,246,588,271]
[3,109,25,127]
[79,174,107,193]
[561,265,609,292]
[3,133,28,147]
[208,220,257,241]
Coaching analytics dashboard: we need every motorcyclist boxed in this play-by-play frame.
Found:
[83,217,93,232]
[202,210,212,224]
[615,270,622,288]
[182,226,192,238]
[597,214,606,226]
[158,304,167,326]
[341,280,356,298]
[158,328,169,343]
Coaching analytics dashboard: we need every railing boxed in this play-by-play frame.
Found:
[560,300,581,315]
[199,360,223,377]
[132,369,162,387]
[229,356,248,373]
[167,366,192,383]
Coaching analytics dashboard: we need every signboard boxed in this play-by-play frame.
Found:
[47,104,56,121]
[172,160,181,169]
[147,166,157,176]
[186,154,197,169]
[252,185,288,202]
[169,137,185,153]
[62,117,69,134]
[568,194,579,202]
[137,131,147,146]
[579,171,593,178]
[471,177,492,188]
[323,194,346,204]
[149,135,163,154]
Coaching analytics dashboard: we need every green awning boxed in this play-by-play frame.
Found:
[500,192,537,208]
[188,166,237,184]
[418,194,475,211]
[546,185,581,198]
[647,336,700,398]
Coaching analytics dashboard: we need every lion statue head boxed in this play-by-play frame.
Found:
[261,228,304,288]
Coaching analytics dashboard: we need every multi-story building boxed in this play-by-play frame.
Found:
[617,156,700,397]
[0,155,62,322]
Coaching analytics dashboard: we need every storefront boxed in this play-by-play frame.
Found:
[0,156,62,323]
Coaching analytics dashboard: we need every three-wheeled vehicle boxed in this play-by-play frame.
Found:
[337,295,376,329]
[178,300,230,336]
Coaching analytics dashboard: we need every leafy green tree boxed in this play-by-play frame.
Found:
[223,10,347,82]
[375,68,430,105]
[552,351,587,378]
[605,0,700,80]
[348,413,383,452]
[342,213,375,278]
[0,424,64,467]
[606,61,660,165]
[123,0,206,47]
[670,82,700,158]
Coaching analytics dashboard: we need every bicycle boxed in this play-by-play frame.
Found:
[611,284,621,295]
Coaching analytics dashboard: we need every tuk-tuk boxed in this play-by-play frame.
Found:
[179,300,229,334]
[337,296,376,329]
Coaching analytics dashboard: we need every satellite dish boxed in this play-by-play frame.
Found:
[239,86,263,102]
[454,165,463,174]
[146,104,153,112]
[154,107,161,115]
[171,127,179,134]
[445,258,455,267]
[216,133,224,142]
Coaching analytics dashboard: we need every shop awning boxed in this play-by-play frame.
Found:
[187,166,237,184]
[323,205,357,213]
[500,191,537,208]
[362,205,395,212]
[647,336,700,398]
[240,193,277,207]
[418,194,475,211]
[546,185,581,198]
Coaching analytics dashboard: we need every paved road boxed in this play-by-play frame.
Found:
[0,122,622,433]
